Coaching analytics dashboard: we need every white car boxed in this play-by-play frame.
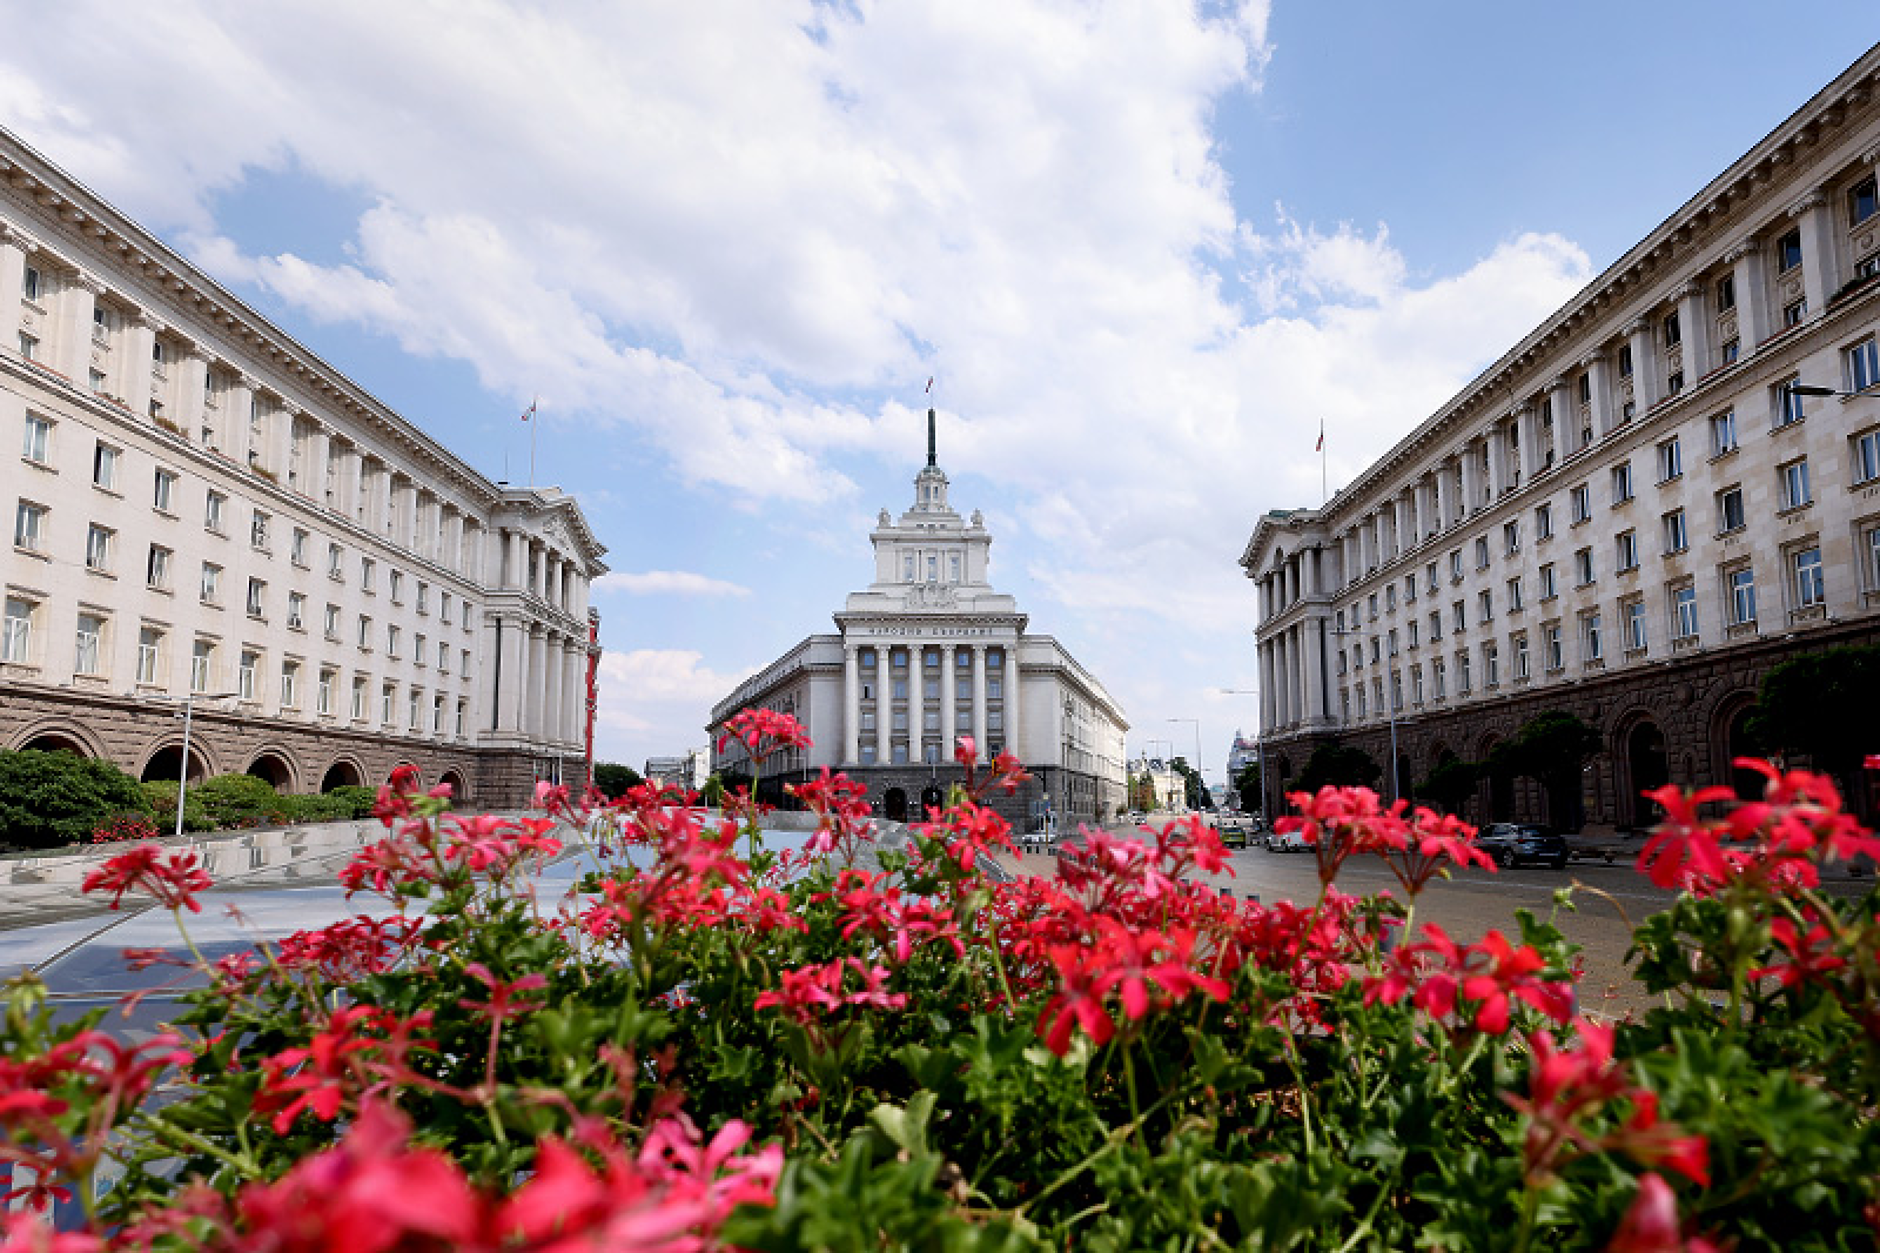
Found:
[1263,828,1309,853]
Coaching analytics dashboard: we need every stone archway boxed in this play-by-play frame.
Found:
[142,743,208,785]
[1621,719,1670,827]
[438,769,468,802]
[320,760,364,792]
[883,787,908,823]
[1707,692,1765,800]
[246,750,296,793]
[12,719,106,759]
[919,784,944,819]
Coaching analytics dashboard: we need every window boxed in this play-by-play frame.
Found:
[136,627,162,685]
[287,592,305,629]
[21,263,39,302]
[381,683,395,726]
[22,413,51,464]
[460,648,471,675]
[416,583,429,615]
[151,339,166,366]
[1728,567,1757,625]
[1625,600,1647,653]
[1616,530,1638,571]
[361,557,376,593]
[1667,371,1684,396]
[1777,228,1803,273]
[1793,546,1826,609]
[251,511,270,550]
[1662,311,1680,348]
[1656,438,1681,483]
[191,640,214,693]
[1503,520,1520,556]
[1544,624,1563,672]
[1784,298,1806,328]
[1368,593,1379,621]
[389,570,403,603]
[146,543,171,590]
[1852,175,1879,226]
[291,528,309,567]
[440,593,452,625]
[1,597,32,664]
[1710,411,1737,457]
[1857,429,1880,485]
[1574,546,1595,586]
[1535,503,1553,541]
[1539,563,1557,600]
[1428,610,1441,640]
[1433,658,1446,699]
[13,500,46,552]
[1385,586,1396,612]
[1569,484,1590,524]
[358,615,372,649]
[1779,459,1811,511]
[1484,641,1499,688]
[246,578,266,618]
[351,676,368,721]
[92,305,111,343]
[323,604,341,640]
[85,524,113,572]
[1775,377,1806,427]
[73,614,106,676]
[318,668,335,716]
[18,332,39,361]
[328,543,344,578]
[1507,576,1524,612]
[1404,575,1417,604]
[1451,600,1465,635]
[1474,536,1489,569]
[1716,273,1736,311]
[1673,586,1699,640]
[408,689,421,731]
[1457,650,1472,694]
[415,632,427,666]
[1449,549,1463,580]
[1848,337,1880,393]
[205,492,225,533]
[281,661,300,709]
[1477,588,1493,622]
[386,624,401,658]
[433,694,446,736]
[1721,338,1740,365]
[1513,635,1530,679]
[1663,510,1689,554]
[200,562,222,604]
[438,640,449,672]
[1583,612,1603,663]
[1618,343,1634,379]
[92,443,118,491]
[1425,562,1438,595]
[1408,621,1420,648]
[1611,461,1633,503]
[1717,486,1745,534]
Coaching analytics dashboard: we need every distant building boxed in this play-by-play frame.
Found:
[708,410,1128,830]
[1242,46,1880,826]
[0,126,607,805]
[1128,754,1185,812]
[643,749,707,792]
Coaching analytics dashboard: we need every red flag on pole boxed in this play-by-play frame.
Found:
[520,399,536,423]
[925,377,933,394]
[1314,421,1323,453]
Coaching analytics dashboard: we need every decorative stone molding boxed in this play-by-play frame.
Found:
[1786,189,1829,219]
[1723,238,1762,263]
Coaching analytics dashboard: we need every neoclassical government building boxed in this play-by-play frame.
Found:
[1,127,607,805]
[709,412,1128,829]
[1243,44,1880,828]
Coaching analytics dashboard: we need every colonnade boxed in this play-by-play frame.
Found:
[840,641,1017,766]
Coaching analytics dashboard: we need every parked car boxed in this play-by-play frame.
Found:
[1476,823,1569,870]
[1264,827,1309,853]
[1217,815,1251,849]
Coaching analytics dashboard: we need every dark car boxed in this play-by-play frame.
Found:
[1477,823,1569,870]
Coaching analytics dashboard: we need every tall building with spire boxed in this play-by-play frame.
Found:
[709,409,1128,830]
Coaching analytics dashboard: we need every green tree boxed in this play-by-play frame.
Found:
[591,762,644,799]
[0,749,151,849]
[1170,757,1206,809]
[1748,644,1880,796]
[1507,711,1601,830]
[1418,756,1480,814]
[1232,761,1263,814]
[1297,742,1382,792]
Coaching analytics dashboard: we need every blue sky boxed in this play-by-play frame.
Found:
[4,2,1876,783]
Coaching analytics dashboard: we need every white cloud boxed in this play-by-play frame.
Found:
[594,571,753,599]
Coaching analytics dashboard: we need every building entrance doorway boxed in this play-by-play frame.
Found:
[883,788,908,822]
[1625,720,1670,826]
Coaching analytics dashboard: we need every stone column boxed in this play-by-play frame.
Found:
[1484,425,1507,499]
[843,644,860,765]
[1260,639,1277,732]
[909,645,925,765]
[940,643,957,759]
[123,314,159,419]
[971,645,988,753]
[507,530,527,590]
[1790,189,1836,321]
[540,631,561,747]
[876,649,892,765]
[178,349,210,449]
[566,642,584,748]
[59,271,102,380]
[1287,626,1304,728]
[1675,281,1711,380]
[1726,238,1769,352]
[1516,402,1541,480]
[0,226,25,316]
[1301,616,1324,725]
[1581,352,1612,439]
[307,418,331,507]
[1004,646,1020,763]
[499,615,526,734]
[1458,442,1480,516]
[1431,463,1449,532]
[1625,318,1655,413]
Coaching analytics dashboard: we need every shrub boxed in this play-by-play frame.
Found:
[140,779,211,833]
[188,773,292,829]
[278,792,356,824]
[90,811,161,844]
[322,784,380,819]
[0,748,151,849]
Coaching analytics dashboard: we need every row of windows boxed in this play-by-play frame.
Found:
[855,737,1004,767]
[859,708,1006,734]
[857,647,1005,669]
[858,677,1003,702]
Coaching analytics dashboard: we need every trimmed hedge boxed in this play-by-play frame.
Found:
[0,749,154,850]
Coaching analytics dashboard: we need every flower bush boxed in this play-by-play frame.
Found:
[3,718,1879,1249]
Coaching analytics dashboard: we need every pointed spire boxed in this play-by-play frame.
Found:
[926,407,937,468]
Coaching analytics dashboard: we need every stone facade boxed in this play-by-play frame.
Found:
[709,410,1129,831]
[0,126,607,806]
[1242,47,1880,826]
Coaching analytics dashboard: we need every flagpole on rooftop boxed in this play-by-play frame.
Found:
[523,397,538,490]
[1319,418,1327,506]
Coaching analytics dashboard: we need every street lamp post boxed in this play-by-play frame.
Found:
[172,688,239,840]
[1216,688,1268,819]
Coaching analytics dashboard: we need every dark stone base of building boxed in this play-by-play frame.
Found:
[0,682,583,810]
[741,762,1123,835]
[1257,619,1880,830]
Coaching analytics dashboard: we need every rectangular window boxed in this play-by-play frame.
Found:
[22,413,51,464]
[1848,337,1880,392]
[1477,588,1492,622]
[146,543,171,590]
[1618,343,1634,378]
[205,492,225,533]
[1428,610,1441,640]
[136,626,162,685]
[1474,536,1489,569]
[18,332,39,361]
[318,668,335,715]
[1513,635,1530,679]
[381,684,395,726]
[1535,503,1553,540]
[1,597,32,664]
[246,578,266,618]
[1777,227,1803,272]
[1457,650,1472,694]
[1539,563,1557,600]
[1503,520,1520,556]
[1673,586,1699,640]
[1656,437,1682,482]
[91,443,118,491]
[251,511,270,550]
[408,690,421,731]
[1728,567,1757,625]
[361,557,376,593]
[1776,378,1805,428]
[1570,484,1590,524]
[351,676,368,721]
[1662,311,1680,348]
[85,523,113,572]
[1626,600,1648,653]
[1784,298,1806,328]
[358,616,372,649]
[389,570,403,603]
[386,624,400,658]
[238,649,260,700]
[21,263,40,302]
[1857,430,1880,485]
[1721,337,1740,365]
[1616,530,1638,571]
[13,500,46,552]
[1717,486,1745,533]
[1793,546,1826,609]
[324,604,340,640]
[416,582,429,615]
[415,632,427,666]
[74,613,105,676]
[1663,510,1688,554]
[291,528,309,567]
[1507,576,1524,612]
[1544,624,1563,672]
[1451,600,1465,634]
[438,641,449,672]
[191,641,214,693]
[1449,549,1463,580]
[1484,641,1499,688]
[287,592,304,630]
[1574,546,1595,586]
[1667,371,1684,396]
[200,562,221,604]
[440,592,452,625]
[1710,411,1737,457]
[1584,612,1603,663]
[1851,175,1879,226]
[1611,461,1633,504]
[1716,273,1736,311]
[1780,459,1811,511]
[281,661,299,709]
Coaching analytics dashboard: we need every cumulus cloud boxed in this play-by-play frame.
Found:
[594,571,753,599]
